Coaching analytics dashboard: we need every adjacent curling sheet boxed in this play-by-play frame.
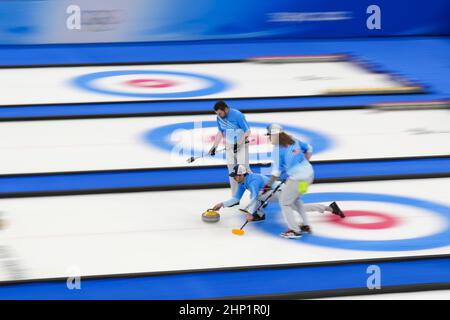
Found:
[0,178,449,282]
[0,109,449,174]
[0,59,417,106]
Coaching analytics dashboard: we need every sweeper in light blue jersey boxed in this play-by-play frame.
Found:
[211,164,344,224]
[263,124,344,239]
[211,165,277,222]
[208,101,251,196]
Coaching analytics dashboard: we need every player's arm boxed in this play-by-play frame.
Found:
[236,113,251,145]
[212,184,245,210]
[264,174,280,192]
[305,151,312,161]
[263,147,282,191]
[300,141,313,161]
[246,183,261,213]
[212,131,223,148]
[209,126,224,155]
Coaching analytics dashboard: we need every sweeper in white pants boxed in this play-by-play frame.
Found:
[210,165,344,225]
[268,188,344,227]
[210,165,278,222]
[263,124,344,239]
[208,101,251,195]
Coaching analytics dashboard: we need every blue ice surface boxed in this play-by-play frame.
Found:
[0,157,449,194]
[0,257,448,299]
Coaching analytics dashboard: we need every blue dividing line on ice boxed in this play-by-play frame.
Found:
[1,95,449,120]
[0,157,449,195]
[0,257,449,299]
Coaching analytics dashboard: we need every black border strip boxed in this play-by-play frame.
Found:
[0,56,426,108]
[0,59,244,70]
[2,154,449,178]
[224,282,450,300]
[1,253,449,287]
[0,91,425,109]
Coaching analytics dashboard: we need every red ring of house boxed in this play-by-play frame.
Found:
[327,210,399,230]
[124,79,177,89]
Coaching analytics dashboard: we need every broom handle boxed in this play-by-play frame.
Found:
[238,180,286,231]
[256,179,286,211]
[238,220,249,231]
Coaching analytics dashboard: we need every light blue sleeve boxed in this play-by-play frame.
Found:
[271,180,283,190]
[223,183,246,207]
[236,111,250,132]
[299,140,313,153]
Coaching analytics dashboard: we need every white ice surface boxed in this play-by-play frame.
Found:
[0,109,449,174]
[0,61,405,105]
[0,178,448,282]
[318,289,450,300]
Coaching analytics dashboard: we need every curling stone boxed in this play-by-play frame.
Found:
[201,210,220,223]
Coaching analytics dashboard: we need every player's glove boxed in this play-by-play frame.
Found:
[262,184,271,194]
[233,143,238,154]
[208,146,216,156]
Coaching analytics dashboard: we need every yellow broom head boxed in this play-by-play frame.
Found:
[232,229,245,236]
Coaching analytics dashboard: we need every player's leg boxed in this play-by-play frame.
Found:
[243,195,266,221]
[235,140,251,172]
[279,179,302,238]
[294,199,314,233]
[252,182,283,219]
[253,207,266,220]
[226,144,238,195]
[303,203,344,217]
[304,203,330,213]
[229,141,251,196]
[242,140,252,173]
[294,199,310,226]
[329,202,345,218]
[291,179,313,233]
